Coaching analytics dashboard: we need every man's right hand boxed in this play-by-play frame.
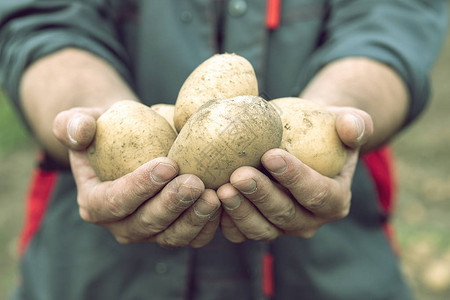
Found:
[53,107,221,248]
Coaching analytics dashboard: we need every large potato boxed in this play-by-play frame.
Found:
[174,53,258,132]
[151,103,176,131]
[270,97,347,177]
[168,95,282,189]
[87,100,177,181]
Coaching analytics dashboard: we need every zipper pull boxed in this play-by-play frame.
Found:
[265,0,281,30]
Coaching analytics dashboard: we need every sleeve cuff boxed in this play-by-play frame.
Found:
[300,40,429,126]
[0,29,133,121]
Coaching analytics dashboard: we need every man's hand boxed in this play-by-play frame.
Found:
[217,107,373,242]
[53,108,221,248]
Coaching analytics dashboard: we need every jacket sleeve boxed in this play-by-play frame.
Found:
[0,0,132,114]
[301,0,448,126]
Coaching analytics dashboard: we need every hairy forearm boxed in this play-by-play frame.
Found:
[20,48,137,164]
[301,57,409,152]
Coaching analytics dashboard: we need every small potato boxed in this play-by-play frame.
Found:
[151,103,176,131]
[168,95,282,189]
[87,100,177,181]
[270,97,347,177]
[174,53,258,132]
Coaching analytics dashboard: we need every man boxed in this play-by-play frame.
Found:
[0,1,447,299]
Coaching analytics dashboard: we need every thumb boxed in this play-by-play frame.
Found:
[334,108,373,149]
[52,107,104,150]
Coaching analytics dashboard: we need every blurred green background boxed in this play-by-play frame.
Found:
[1,28,449,300]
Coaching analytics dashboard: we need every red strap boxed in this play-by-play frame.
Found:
[362,146,396,215]
[18,165,58,255]
[266,0,281,30]
[362,146,399,250]
[262,253,274,298]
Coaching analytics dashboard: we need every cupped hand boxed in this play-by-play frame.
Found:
[53,107,221,248]
[217,106,373,242]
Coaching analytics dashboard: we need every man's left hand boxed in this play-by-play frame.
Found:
[217,106,373,242]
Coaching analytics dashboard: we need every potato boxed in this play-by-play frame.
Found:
[151,103,176,131]
[87,100,177,181]
[174,53,258,132]
[168,95,282,189]
[270,97,347,177]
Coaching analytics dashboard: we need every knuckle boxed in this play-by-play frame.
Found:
[304,188,328,211]
[163,198,186,215]
[271,204,297,225]
[78,207,93,223]
[229,235,246,243]
[280,169,302,188]
[289,221,320,239]
[115,235,133,245]
[336,205,350,220]
[190,240,206,248]
[161,192,192,215]
[299,229,318,239]
[246,227,278,241]
[77,193,97,223]
[137,211,166,233]
[297,227,319,239]
[220,221,247,243]
[332,192,351,220]
[190,229,216,248]
[157,234,187,248]
[250,186,271,206]
[130,172,153,199]
[229,206,253,222]
[220,215,237,230]
[184,210,206,228]
[104,191,128,219]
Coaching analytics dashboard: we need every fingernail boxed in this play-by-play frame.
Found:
[263,155,287,174]
[177,184,202,203]
[222,195,242,210]
[350,114,364,142]
[150,162,177,184]
[232,179,257,195]
[193,198,219,218]
[67,115,82,145]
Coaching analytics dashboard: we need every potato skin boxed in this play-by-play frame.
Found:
[151,103,176,131]
[270,97,347,177]
[87,100,177,181]
[168,96,282,189]
[174,53,258,132]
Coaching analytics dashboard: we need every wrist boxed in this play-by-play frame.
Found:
[300,57,408,150]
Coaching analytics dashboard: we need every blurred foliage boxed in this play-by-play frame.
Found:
[0,90,31,156]
[392,22,450,299]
